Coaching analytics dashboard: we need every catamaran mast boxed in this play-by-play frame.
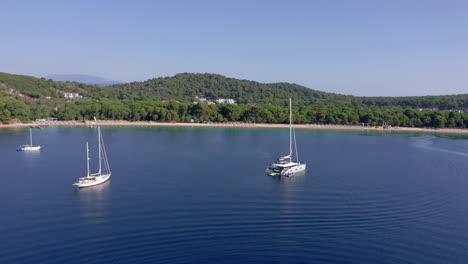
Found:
[30,128,33,147]
[289,98,292,162]
[86,142,90,177]
[98,126,101,175]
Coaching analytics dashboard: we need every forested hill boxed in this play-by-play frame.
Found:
[1,72,467,110]
[108,73,468,110]
[109,73,348,106]
[1,72,467,128]
[0,72,113,99]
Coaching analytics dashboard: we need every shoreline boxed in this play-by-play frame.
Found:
[1,120,468,134]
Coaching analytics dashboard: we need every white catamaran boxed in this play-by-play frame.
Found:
[266,98,306,177]
[73,126,111,188]
[17,128,41,151]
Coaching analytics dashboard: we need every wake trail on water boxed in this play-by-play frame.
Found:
[412,136,468,157]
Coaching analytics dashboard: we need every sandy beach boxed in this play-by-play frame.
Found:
[1,120,468,134]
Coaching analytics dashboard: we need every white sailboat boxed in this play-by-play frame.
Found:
[266,98,306,176]
[73,126,111,188]
[17,128,41,151]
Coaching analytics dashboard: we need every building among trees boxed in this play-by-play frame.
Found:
[63,92,83,99]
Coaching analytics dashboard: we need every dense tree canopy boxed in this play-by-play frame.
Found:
[107,73,468,110]
[52,100,468,128]
[1,72,467,128]
[2,72,467,110]
[3,96,466,128]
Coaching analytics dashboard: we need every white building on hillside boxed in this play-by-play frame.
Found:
[216,98,236,104]
[63,92,83,99]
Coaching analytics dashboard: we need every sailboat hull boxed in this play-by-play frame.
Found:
[266,163,306,177]
[73,173,111,188]
[17,128,41,151]
[281,164,306,177]
[17,146,41,151]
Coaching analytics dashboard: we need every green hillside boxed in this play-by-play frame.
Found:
[0,72,467,128]
[0,72,114,99]
[109,73,468,110]
[1,72,467,110]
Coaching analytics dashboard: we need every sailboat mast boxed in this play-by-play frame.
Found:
[86,142,90,177]
[98,126,101,175]
[30,128,33,146]
[289,98,292,162]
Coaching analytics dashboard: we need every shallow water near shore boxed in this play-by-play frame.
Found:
[1,126,468,263]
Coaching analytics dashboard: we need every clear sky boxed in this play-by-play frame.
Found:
[1,0,467,96]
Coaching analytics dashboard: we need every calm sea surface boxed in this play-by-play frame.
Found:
[1,126,468,263]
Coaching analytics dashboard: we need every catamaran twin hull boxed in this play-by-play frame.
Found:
[73,173,111,188]
[281,164,306,176]
[266,163,307,177]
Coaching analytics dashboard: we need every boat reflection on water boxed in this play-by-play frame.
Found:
[20,148,42,169]
[76,180,111,225]
[22,149,41,157]
[76,180,111,194]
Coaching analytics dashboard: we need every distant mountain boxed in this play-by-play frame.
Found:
[46,74,120,86]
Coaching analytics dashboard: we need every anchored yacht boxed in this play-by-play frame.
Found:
[266,98,306,177]
[17,128,41,151]
[73,126,111,188]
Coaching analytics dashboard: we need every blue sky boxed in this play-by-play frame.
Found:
[1,0,467,96]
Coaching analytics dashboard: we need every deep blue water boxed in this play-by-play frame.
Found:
[1,126,468,263]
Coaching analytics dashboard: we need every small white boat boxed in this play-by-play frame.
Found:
[17,128,41,151]
[266,98,306,177]
[73,126,111,188]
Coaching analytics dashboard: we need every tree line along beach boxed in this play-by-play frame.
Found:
[1,72,468,130]
[2,120,468,134]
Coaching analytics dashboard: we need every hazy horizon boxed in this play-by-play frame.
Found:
[1,0,467,96]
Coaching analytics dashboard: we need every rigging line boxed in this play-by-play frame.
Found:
[106,146,111,173]
[103,146,110,173]
[293,126,299,163]
[100,131,111,174]
[103,141,110,173]
[289,98,299,163]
